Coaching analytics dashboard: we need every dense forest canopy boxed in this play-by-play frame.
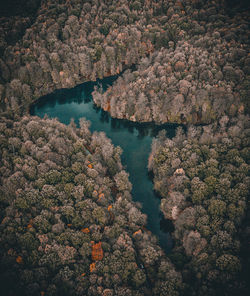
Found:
[148,115,250,295]
[0,1,249,295]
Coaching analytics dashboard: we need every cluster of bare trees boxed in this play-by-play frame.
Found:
[149,115,250,295]
[0,115,182,296]
[0,0,249,295]
[93,0,249,124]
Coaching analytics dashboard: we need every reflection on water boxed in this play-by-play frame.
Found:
[31,75,178,253]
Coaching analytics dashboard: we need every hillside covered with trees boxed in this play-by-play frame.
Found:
[148,115,250,295]
[0,0,249,295]
[0,116,183,295]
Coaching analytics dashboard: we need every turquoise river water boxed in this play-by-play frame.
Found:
[30,75,177,252]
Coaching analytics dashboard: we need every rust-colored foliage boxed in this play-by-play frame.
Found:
[98,192,105,200]
[81,227,90,234]
[16,256,23,264]
[107,205,112,211]
[27,219,33,229]
[90,262,96,272]
[88,164,93,169]
[103,101,111,112]
[133,229,142,237]
[91,242,103,261]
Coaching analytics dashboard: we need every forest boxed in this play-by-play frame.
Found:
[0,0,249,295]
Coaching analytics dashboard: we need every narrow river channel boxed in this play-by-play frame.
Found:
[30,75,177,252]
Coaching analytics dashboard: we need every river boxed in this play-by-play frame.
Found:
[30,75,177,252]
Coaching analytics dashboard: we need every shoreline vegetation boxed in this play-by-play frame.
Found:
[0,0,249,295]
[148,115,250,295]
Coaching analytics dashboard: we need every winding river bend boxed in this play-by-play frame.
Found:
[30,75,177,252]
